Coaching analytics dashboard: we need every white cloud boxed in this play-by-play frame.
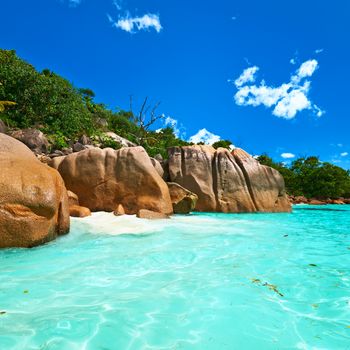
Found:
[273,89,310,119]
[341,152,348,157]
[291,59,318,83]
[113,0,122,10]
[164,116,181,138]
[189,128,221,145]
[315,48,324,54]
[234,66,259,87]
[109,13,162,33]
[313,104,325,117]
[233,59,324,119]
[290,58,296,65]
[281,152,295,159]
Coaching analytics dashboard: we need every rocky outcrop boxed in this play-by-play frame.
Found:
[167,182,198,214]
[137,209,169,219]
[0,134,70,248]
[167,145,291,213]
[150,157,164,178]
[51,146,173,215]
[113,204,126,216]
[11,128,49,154]
[69,205,91,218]
[67,190,79,207]
[103,132,136,148]
[0,119,6,134]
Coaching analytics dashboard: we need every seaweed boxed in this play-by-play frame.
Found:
[251,278,284,297]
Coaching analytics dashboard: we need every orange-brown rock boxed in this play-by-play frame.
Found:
[11,128,49,155]
[67,190,79,207]
[137,209,169,219]
[167,145,291,213]
[69,205,91,218]
[309,199,326,205]
[167,182,198,214]
[291,195,308,204]
[329,199,345,204]
[113,204,126,216]
[0,134,70,248]
[51,147,173,215]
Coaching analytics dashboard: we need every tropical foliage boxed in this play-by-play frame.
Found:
[257,154,350,199]
[0,49,188,156]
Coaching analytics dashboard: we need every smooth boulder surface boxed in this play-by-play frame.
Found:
[167,182,198,214]
[167,145,291,213]
[69,205,91,218]
[0,134,70,248]
[113,204,126,216]
[137,209,169,220]
[51,146,173,215]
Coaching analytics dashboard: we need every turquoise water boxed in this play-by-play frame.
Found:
[0,205,350,350]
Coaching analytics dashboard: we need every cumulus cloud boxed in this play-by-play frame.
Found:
[233,59,324,119]
[281,152,295,159]
[188,128,221,145]
[108,13,162,33]
[292,59,318,83]
[315,48,324,54]
[164,116,181,138]
[234,66,259,87]
[341,152,348,157]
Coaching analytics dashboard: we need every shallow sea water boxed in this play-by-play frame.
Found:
[0,205,350,349]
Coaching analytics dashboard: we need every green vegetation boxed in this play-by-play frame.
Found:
[212,139,233,150]
[257,154,350,199]
[0,49,189,156]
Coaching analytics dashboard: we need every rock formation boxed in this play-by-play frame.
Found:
[66,190,91,217]
[0,119,6,134]
[137,209,169,219]
[69,205,91,218]
[11,128,49,154]
[51,146,173,215]
[0,134,70,248]
[167,145,291,213]
[167,182,198,214]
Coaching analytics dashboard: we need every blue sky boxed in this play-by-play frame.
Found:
[1,0,350,167]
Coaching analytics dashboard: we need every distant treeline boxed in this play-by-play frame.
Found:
[258,155,350,199]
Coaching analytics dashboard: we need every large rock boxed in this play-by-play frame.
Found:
[167,182,198,214]
[0,119,7,134]
[137,209,169,220]
[150,157,164,178]
[0,134,70,248]
[69,205,91,218]
[167,145,291,213]
[51,147,173,215]
[103,132,136,148]
[11,128,49,154]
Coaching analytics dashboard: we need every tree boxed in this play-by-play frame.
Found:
[212,139,233,150]
[258,153,350,199]
[0,49,93,137]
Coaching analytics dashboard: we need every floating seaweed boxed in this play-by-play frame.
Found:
[251,278,284,297]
